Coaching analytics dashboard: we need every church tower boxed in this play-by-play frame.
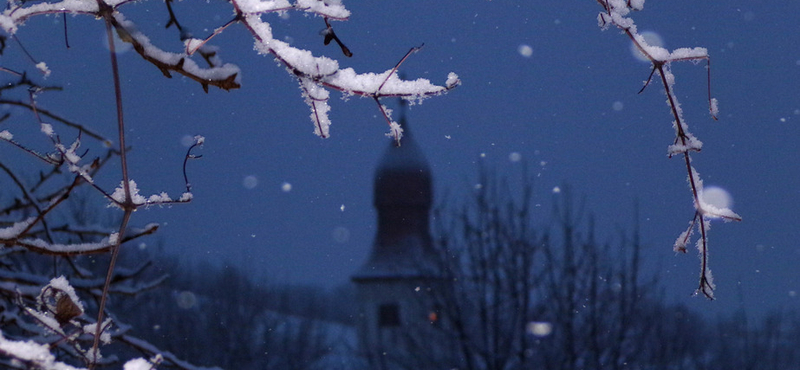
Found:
[351,114,440,369]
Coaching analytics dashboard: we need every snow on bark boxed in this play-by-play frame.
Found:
[295,0,350,19]
[112,12,242,87]
[0,217,37,239]
[238,5,456,139]
[3,0,456,140]
[0,331,83,370]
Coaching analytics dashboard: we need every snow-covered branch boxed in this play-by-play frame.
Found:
[108,12,242,92]
[235,5,459,140]
[1,0,458,140]
[0,275,204,370]
[594,0,740,299]
[1,0,458,367]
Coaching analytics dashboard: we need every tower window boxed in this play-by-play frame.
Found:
[378,303,401,327]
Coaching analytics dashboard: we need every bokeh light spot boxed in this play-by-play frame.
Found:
[527,321,553,337]
[333,226,350,243]
[180,135,196,147]
[101,32,132,54]
[243,175,258,189]
[518,44,533,58]
[176,291,197,309]
[702,186,733,209]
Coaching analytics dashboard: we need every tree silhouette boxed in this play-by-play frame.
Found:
[393,165,718,369]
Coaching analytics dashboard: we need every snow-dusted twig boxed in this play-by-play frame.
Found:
[0,274,201,369]
[0,0,458,367]
[0,0,458,140]
[9,224,159,257]
[0,98,110,142]
[231,1,459,140]
[182,135,204,195]
[594,0,740,299]
[107,11,241,92]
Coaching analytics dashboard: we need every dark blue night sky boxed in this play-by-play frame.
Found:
[6,0,799,318]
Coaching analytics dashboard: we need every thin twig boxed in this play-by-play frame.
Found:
[595,0,739,299]
[182,138,203,193]
[90,8,134,367]
[377,44,424,94]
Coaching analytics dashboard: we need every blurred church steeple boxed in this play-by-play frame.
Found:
[356,101,433,278]
[351,101,438,368]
